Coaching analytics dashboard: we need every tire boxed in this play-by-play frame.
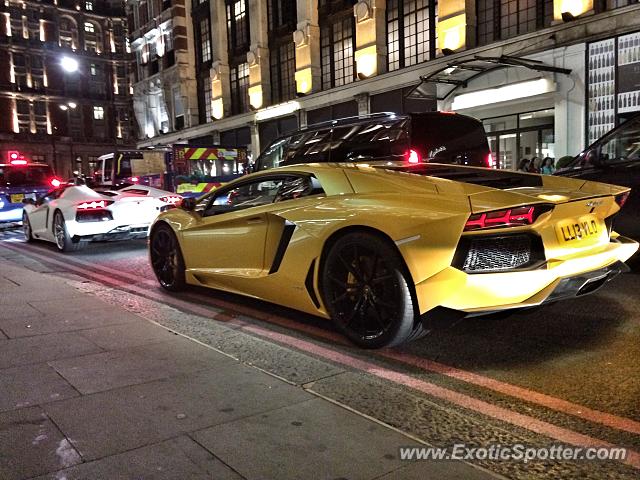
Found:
[320,232,420,348]
[22,212,33,242]
[150,223,186,291]
[53,210,85,252]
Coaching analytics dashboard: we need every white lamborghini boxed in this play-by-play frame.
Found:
[22,184,182,252]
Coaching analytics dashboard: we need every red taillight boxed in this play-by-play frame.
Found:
[77,200,111,210]
[130,176,139,183]
[160,195,182,204]
[10,159,28,166]
[464,205,550,231]
[405,148,422,164]
[50,178,62,188]
[615,192,630,208]
[486,153,496,169]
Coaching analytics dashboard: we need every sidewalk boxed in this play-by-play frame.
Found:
[0,254,496,480]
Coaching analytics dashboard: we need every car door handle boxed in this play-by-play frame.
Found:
[247,217,264,224]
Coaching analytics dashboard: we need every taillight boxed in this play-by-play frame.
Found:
[615,192,630,208]
[405,148,422,164]
[464,205,552,231]
[50,178,62,188]
[486,153,496,169]
[131,176,139,183]
[159,195,182,204]
[77,200,112,210]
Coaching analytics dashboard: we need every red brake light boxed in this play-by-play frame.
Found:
[130,176,139,183]
[77,200,111,210]
[50,178,62,188]
[486,153,496,169]
[160,195,182,204]
[464,205,551,231]
[615,192,630,208]
[405,149,422,164]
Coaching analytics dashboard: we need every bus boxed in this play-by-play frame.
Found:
[92,150,169,189]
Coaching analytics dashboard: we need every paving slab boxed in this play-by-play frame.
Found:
[0,406,82,480]
[192,397,421,480]
[30,436,243,480]
[0,332,103,370]
[377,458,498,480]
[76,320,178,351]
[0,363,78,412]
[0,307,140,338]
[0,302,43,322]
[43,367,311,461]
[28,296,120,316]
[49,336,237,394]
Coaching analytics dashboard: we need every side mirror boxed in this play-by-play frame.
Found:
[22,198,36,206]
[181,197,197,211]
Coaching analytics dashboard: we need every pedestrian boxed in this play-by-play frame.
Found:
[517,158,530,172]
[529,156,541,173]
[541,157,555,175]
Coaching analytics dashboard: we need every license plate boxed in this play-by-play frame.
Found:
[10,194,24,204]
[556,215,602,245]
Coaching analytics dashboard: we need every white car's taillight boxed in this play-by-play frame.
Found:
[77,200,112,210]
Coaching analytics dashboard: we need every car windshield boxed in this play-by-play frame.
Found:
[0,165,54,186]
[566,115,640,169]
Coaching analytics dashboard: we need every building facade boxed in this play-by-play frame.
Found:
[0,0,136,177]
[131,0,640,170]
[127,0,197,140]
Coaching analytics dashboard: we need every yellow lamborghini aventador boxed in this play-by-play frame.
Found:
[149,163,638,348]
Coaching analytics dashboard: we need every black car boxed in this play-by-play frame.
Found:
[556,113,640,243]
[254,112,493,171]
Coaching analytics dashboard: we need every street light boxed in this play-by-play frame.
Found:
[60,56,79,73]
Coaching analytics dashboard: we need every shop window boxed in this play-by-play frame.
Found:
[321,15,355,90]
[476,0,553,46]
[387,0,435,72]
[226,0,249,54]
[199,18,212,64]
[230,62,249,114]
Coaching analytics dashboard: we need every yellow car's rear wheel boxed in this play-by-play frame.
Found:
[150,223,186,291]
[321,232,417,348]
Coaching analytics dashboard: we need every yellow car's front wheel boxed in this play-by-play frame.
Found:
[321,232,420,348]
[150,223,186,291]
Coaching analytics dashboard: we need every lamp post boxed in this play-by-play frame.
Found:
[56,56,79,176]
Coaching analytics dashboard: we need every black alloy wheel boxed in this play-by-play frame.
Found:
[150,223,186,291]
[321,232,419,348]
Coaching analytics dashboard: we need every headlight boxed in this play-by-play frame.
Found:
[0,200,5,209]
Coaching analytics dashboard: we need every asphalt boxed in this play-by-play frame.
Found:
[0,256,498,480]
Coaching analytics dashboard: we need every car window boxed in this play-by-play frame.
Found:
[205,178,286,216]
[331,120,409,161]
[274,176,324,202]
[570,115,640,169]
[288,130,332,164]
[257,137,290,171]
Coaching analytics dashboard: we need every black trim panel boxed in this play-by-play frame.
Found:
[305,259,320,308]
[268,222,296,274]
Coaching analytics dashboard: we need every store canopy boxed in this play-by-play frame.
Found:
[406,55,572,102]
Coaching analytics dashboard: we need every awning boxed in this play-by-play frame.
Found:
[406,55,572,102]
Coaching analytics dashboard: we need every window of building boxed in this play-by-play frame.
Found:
[93,106,104,120]
[33,101,47,135]
[199,18,212,63]
[30,56,44,90]
[58,17,77,49]
[226,0,249,53]
[16,100,31,133]
[267,0,297,32]
[90,63,98,76]
[12,53,27,90]
[387,0,434,71]
[477,0,553,45]
[84,22,95,33]
[321,16,355,90]
[270,41,296,104]
[230,62,249,114]
[203,75,212,121]
[85,1,93,10]
[32,154,46,163]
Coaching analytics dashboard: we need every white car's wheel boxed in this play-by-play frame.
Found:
[22,212,33,242]
[53,211,85,253]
